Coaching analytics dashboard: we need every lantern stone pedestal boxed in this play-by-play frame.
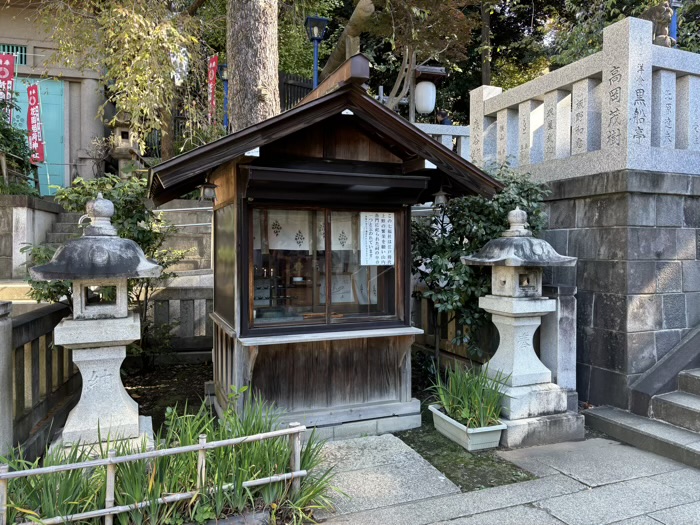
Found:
[54,314,148,446]
[30,193,161,452]
[463,209,584,448]
[479,296,583,447]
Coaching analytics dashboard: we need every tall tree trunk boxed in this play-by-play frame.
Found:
[481,1,491,85]
[227,0,280,132]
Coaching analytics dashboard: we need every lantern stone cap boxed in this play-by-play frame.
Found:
[461,208,577,268]
[29,193,162,281]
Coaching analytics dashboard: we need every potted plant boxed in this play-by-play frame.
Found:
[428,365,507,451]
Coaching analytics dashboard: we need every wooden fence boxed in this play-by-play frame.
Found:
[413,295,498,363]
[0,423,306,525]
[0,303,78,459]
[151,287,213,354]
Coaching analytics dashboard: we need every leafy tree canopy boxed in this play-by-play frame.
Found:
[38,0,205,151]
[412,166,548,361]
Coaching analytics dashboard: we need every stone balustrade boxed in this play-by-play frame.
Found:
[151,285,213,355]
[0,302,78,458]
[469,17,700,182]
[415,123,471,163]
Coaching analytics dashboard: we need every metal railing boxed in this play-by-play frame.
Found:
[0,423,306,525]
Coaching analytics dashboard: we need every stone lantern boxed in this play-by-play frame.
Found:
[462,208,584,447]
[30,193,161,447]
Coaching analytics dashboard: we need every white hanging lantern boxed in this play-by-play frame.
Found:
[415,81,437,114]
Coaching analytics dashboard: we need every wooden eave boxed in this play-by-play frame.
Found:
[149,84,502,206]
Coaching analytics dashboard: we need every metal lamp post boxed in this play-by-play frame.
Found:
[671,1,683,42]
[304,15,330,89]
[218,63,229,132]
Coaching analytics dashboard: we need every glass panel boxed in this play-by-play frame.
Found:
[328,211,396,321]
[214,205,236,326]
[251,209,326,326]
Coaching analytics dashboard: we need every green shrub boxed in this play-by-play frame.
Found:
[431,365,507,428]
[1,391,335,524]
[20,175,188,366]
[412,165,549,362]
[0,97,38,196]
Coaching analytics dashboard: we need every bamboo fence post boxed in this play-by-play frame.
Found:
[288,423,301,498]
[104,450,116,525]
[197,434,207,491]
[1,464,9,525]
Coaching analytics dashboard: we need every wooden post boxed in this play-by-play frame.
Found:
[288,423,302,498]
[0,303,12,456]
[197,434,207,490]
[105,450,116,525]
[1,464,9,525]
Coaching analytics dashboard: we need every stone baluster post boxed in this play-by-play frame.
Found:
[544,90,572,161]
[497,108,519,167]
[541,285,578,411]
[676,75,700,151]
[571,79,602,155]
[469,85,502,167]
[518,100,541,166]
[601,17,653,168]
[652,70,677,148]
[0,302,12,455]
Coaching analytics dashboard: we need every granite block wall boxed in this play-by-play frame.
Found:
[542,170,700,409]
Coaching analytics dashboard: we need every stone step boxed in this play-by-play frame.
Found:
[169,259,211,272]
[652,391,700,432]
[46,232,80,245]
[52,222,83,234]
[57,212,84,223]
[679,369,700,396]
[584,405,700,469]
[0,280,34,301]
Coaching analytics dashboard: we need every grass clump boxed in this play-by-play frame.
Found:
[1,389,335,524]
[431,365,506,428]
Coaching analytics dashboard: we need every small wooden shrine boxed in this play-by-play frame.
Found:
[149,55,500,435]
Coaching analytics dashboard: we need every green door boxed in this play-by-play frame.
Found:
[14,78,65,195]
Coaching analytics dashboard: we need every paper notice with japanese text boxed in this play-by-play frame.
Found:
[360,212,394,266]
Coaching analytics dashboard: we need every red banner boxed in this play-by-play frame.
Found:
[27,84,45,165]
[208,55,218,125]
[0,54,16,123]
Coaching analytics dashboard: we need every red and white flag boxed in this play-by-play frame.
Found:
[27,84,45,164]
[208,55,218,125]
[0,54,16,123]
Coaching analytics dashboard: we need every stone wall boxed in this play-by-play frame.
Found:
[0,196,63,279]
[541,170,700,409]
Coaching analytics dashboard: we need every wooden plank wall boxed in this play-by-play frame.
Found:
[250,335,412,412]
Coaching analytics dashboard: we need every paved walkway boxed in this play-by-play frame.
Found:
[318,434,700,524]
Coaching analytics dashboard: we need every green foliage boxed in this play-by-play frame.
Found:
[1,390,336,524]
[366,0,480,110]
[412,166,549,355]
[431,365,507,428]
[0,97,38,196]
[491,56,550,90]
[22,176,187,361]
[38,0,205,150]
[19,243,72,306]
[677,1,700,55]
[278,0,342,77]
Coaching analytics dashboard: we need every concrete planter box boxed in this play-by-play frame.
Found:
[428,404,506,452]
